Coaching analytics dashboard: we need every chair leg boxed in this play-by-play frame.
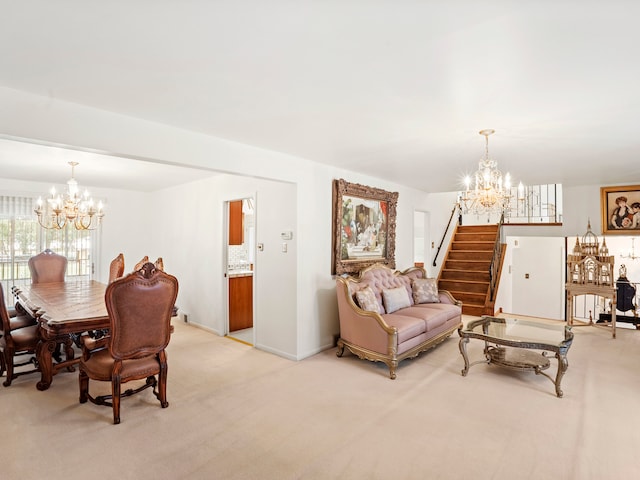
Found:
[2,346,14,387]
[79,369,89,404]
[0,349,6,378]
[112,376,121,425]
[158,365,169,408]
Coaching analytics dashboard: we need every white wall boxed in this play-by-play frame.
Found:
[0,86,431,360]
[149,174,299,359]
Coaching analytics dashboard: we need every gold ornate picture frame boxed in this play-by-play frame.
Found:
[601,184,640,234]
[332,178,398,275]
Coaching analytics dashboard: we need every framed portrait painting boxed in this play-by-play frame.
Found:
[331,178,398,275]
[601,184,640,234]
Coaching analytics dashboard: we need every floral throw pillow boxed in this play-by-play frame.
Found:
[412,278,440,304]
[382,287,412,314]
[355,286,384,314]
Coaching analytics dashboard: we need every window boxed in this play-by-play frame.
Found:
[0,195,97,305]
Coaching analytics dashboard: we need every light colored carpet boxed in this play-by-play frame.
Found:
[2,315,639,480]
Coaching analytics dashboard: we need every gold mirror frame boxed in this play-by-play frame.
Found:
[331,178,398,275]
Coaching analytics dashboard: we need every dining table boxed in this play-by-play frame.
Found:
[12,279,109,391]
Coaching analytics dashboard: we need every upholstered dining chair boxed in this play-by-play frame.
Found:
[108,253,125,283]
[79,262,179,424]
[28,249,68,284]
[0,283,40,386]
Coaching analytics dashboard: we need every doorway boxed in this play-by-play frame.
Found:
[226,197,256,345]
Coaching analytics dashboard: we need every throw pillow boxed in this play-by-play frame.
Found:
[382,286,411,314]
[412,278,440,304]
[355,287,383,314]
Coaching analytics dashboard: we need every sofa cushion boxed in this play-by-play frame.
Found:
[355,286,385,314]
[413,302,462,315]
[412,278,440,304]
[381,313,426,343]
[396,305,455,331]
[382,287,411,314]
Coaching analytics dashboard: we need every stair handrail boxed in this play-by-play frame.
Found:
[488,212,505,300]
[433,202,461,267]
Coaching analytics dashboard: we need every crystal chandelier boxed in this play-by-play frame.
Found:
[621,238,640,261]
[34,161,104,230]
[459,129,521,215]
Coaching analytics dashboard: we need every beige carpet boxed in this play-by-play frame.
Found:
[2,315,639,480]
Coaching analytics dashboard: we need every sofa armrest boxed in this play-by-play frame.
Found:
[438,289,462,307]
[336,278,397,353]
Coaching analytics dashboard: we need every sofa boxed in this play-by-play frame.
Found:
[336,264,462,379]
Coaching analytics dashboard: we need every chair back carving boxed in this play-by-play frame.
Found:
[154,257,164,271]
[108,253,125,283]
[28,249,67,284]
[133,255,149,272]
[106,262,178,360]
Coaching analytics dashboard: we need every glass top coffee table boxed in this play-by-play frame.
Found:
[458,316,574,397]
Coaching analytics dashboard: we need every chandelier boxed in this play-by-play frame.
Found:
[621,238,640,261]
[459,129,522,215]
[34,161,104,230]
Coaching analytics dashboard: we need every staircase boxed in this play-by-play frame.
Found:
[438,224,504,317]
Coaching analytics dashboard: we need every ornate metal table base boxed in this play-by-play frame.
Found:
[458,317,573,398]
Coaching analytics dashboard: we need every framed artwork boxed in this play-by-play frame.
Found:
[331,178,398,275]
[601,184,640,234]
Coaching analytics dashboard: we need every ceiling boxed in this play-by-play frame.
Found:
[1,1,640,193]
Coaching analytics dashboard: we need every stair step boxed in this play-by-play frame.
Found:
[451,241,495,251]
[446,250,493,261]
[454,232,499,242]
[440,269,490,282]
[448,290,487,303]
[457,225,499,234]
[444,260,490,271]
[439,280,489,294]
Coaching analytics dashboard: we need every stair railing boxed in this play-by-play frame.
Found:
[432,202,461,267]
[488,212,505,301]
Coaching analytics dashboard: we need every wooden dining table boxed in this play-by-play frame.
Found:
[12,279,109,391]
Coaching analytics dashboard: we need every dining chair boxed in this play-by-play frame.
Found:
[79,262,179,424]
[108,253,125,283]
[0,299,34,329]
[0,286,36,332]
[0,283,40,386]
[28,249,68,283]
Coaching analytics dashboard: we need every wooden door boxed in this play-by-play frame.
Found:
[229,275,253,331]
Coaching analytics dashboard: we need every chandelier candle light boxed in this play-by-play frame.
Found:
[34,161,104,230]
[459,129,524,216]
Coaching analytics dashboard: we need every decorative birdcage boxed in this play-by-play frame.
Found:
[567,221,614,286]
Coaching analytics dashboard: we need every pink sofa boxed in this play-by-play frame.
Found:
[336,264,462,379]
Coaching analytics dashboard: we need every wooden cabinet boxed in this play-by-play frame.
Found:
[228,200,244,245]
[229,275,253,331]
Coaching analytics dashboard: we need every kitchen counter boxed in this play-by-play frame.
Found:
[228,270,253,278]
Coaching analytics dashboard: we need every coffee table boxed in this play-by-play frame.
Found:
[458,316,574,397]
